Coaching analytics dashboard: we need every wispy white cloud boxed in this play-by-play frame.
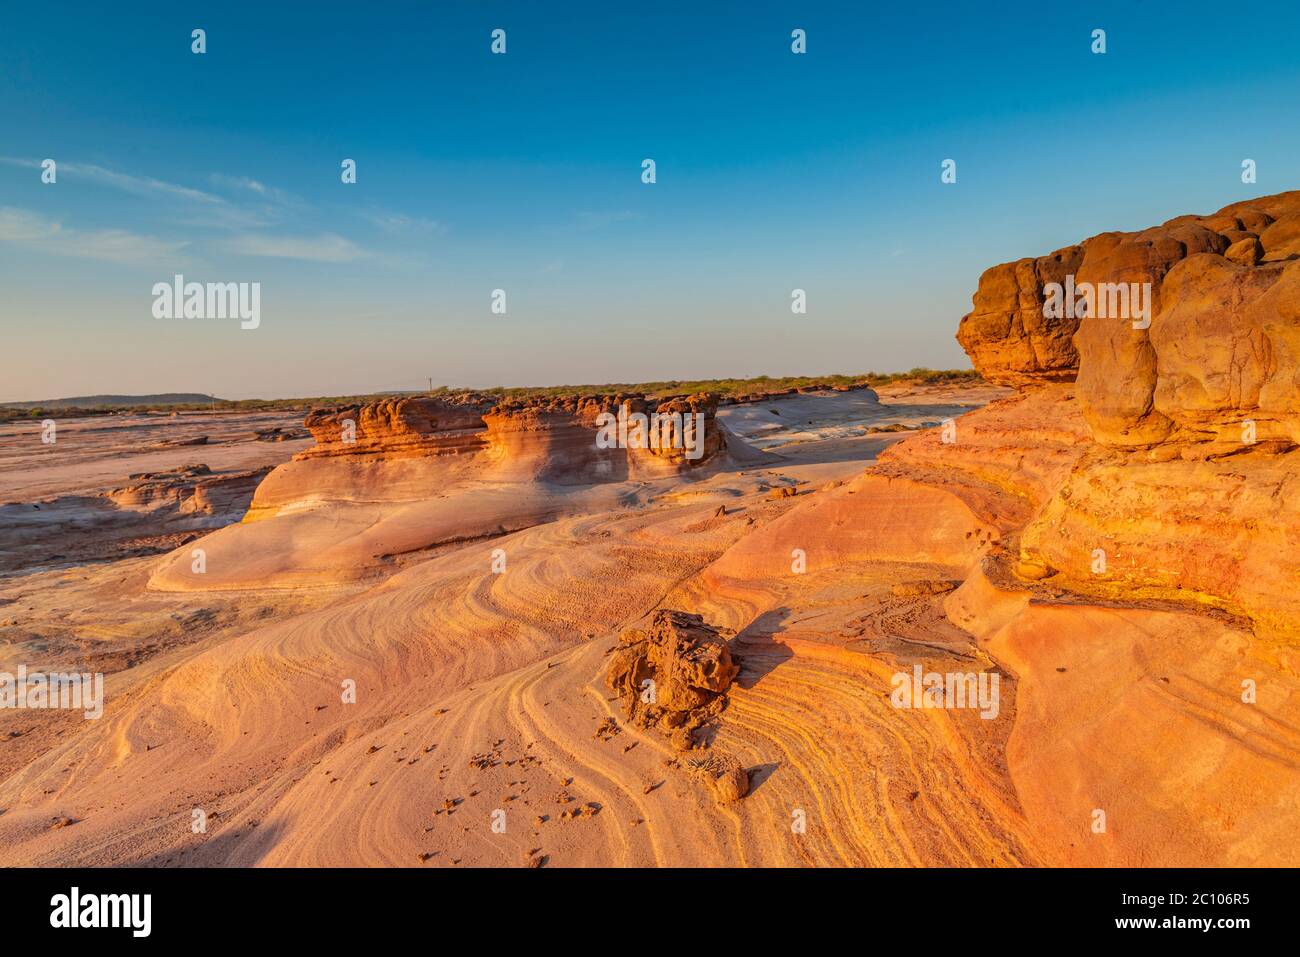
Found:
[361,210,446,235]
[220,233,368,262]
[0,207,188,264]
[72,162,226,205]
[211,173,271,195]
[209,173,301,208]
[0,158,305,229]
[0,157,225,205]
[0,159,367,263]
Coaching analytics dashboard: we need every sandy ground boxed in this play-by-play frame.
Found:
[0,411,310,576]
[2,382,1293,867]
[0,410,311,502]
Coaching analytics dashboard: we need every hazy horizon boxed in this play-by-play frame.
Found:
[3,0,1298,401]
[4,367,977,406]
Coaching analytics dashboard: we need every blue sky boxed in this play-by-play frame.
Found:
[2,0,1298,400]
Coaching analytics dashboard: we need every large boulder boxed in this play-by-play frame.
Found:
[956,190,1300,431]
[605,610,739,750]
[955,245,1084,389]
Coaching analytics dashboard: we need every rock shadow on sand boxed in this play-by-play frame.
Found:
[732,607,797,690]
[123,818,289,868]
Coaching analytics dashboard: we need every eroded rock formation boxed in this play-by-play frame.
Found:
[295,391,726,475]
[154,390,742,588]
[301,394,493,459]
[606,609,739,752]
[0,463,272,573]
[952,190,1300,636]
[107,463,271,514]
[249,390,731,517]
[957,191,1300,410]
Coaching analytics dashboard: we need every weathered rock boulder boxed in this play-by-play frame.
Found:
[107,463,271,514]
[606,609,739,751]
[955,245,1085,389]
[956,191,1300,424]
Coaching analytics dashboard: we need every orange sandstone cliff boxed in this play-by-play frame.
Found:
[953,190,1300,637]
[888,190,1300,862]
[704,190,1300,865]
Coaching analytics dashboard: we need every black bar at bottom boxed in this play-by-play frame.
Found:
[0,866,1284,942]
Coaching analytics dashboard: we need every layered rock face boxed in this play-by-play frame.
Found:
[482,396,624,484]
[293,391,725,476]
[300,394,493,460]
[248,390,730,516]
[949,191,1300,637]
[154,390,737,589]
[1019,448,1300,635]
[483,392,725,483]
[708,191,1300,864]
